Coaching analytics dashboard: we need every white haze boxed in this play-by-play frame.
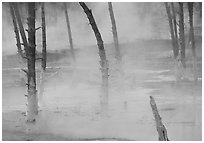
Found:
[2,2,202,141]
[2,2,169,55]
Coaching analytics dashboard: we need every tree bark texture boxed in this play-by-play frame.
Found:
[178,2,186,68]
[13,3,38,122]
[171,2,179,58]
[108,2,125,108]
[199,2,202,18]
[164,2,178,58]
[41,2,47,71]
[12,3,28,55]
[64,3,76,62]
[9,3,23,57]
[79,2,109,108]
[150,96,169,141]
[26,2,38,122]
[188,2,198,82]
[108,2,122,62]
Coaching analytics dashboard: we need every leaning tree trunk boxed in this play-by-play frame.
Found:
[150,96,169,141]
[108,2,122,62]
[9,3,23,57]
[171,2,179,58]
[12,3,28,56]
[10,3,26,85]
[164,2,178,58]
[188,2,198,82]
[165,3,182,81]
[64,3,75,63]
[41,2,46,71]
[108,2,126,109]
[178,2,186,69]
[79,2,109,110]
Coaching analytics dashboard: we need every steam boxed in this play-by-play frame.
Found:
[3,2,170,55]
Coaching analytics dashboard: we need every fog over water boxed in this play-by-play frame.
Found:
[2,2,202,141]
[2,2,169,55]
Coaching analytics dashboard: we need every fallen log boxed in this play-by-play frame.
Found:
[150,96,169,141]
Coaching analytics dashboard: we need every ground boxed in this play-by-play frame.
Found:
[2,39,202,141]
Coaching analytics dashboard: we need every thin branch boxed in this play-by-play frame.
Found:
[36,57,42,60]
[23,56,29,60]
[35,27,41,31]
[21,68,28,74]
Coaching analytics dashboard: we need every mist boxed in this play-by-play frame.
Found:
[2,2,169,55]
[2,2,202,141]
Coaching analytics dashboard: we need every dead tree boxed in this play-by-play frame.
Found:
[108,2,126,109]
[178,2,186,68]
[164,2,178,58]
[9,3,23,58]
[165,3,183,81]
[188,3,198,82]
[12,3,28,56]
[41,2,46,71]
[171,3,179,58]
[38,2,46,108]
[10,3,26,84]
[108,2,122,62]
[27,2,38,121]
[64,3,75,62]
[38,69,45,108]
[26,2,38,122]
[150,96,169,141]
[199,2,202,18]
[13,3,38,122]
[79,2,109,109]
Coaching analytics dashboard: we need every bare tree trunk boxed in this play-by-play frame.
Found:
[108,2,126,109]
[12,3,28,56]
[199,2,202,18]
[64,3,75,63]
[9,3,23,57]
[10,3,26,85]
[165,2,182,81]
[38,69,45,108]
[171,2,179,57]
[171,2,184,81]
[79,2,109,111]
[27,2,38,122]
[108,2,122,62]
[178,2,186,68]
[188,3,198,82]
[13,2,38,122]
[164,2,177,58]
[150,96,169,141]
[41,2,46,71]
[38,2,46,109]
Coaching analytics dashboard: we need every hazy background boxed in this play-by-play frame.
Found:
[2,2,171,55]
[2,2,202,141]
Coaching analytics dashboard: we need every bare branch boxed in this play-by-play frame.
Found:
[35,27,41,31]
[36,57,42,60]
[23,56,29,60]
[21,68,28,74]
